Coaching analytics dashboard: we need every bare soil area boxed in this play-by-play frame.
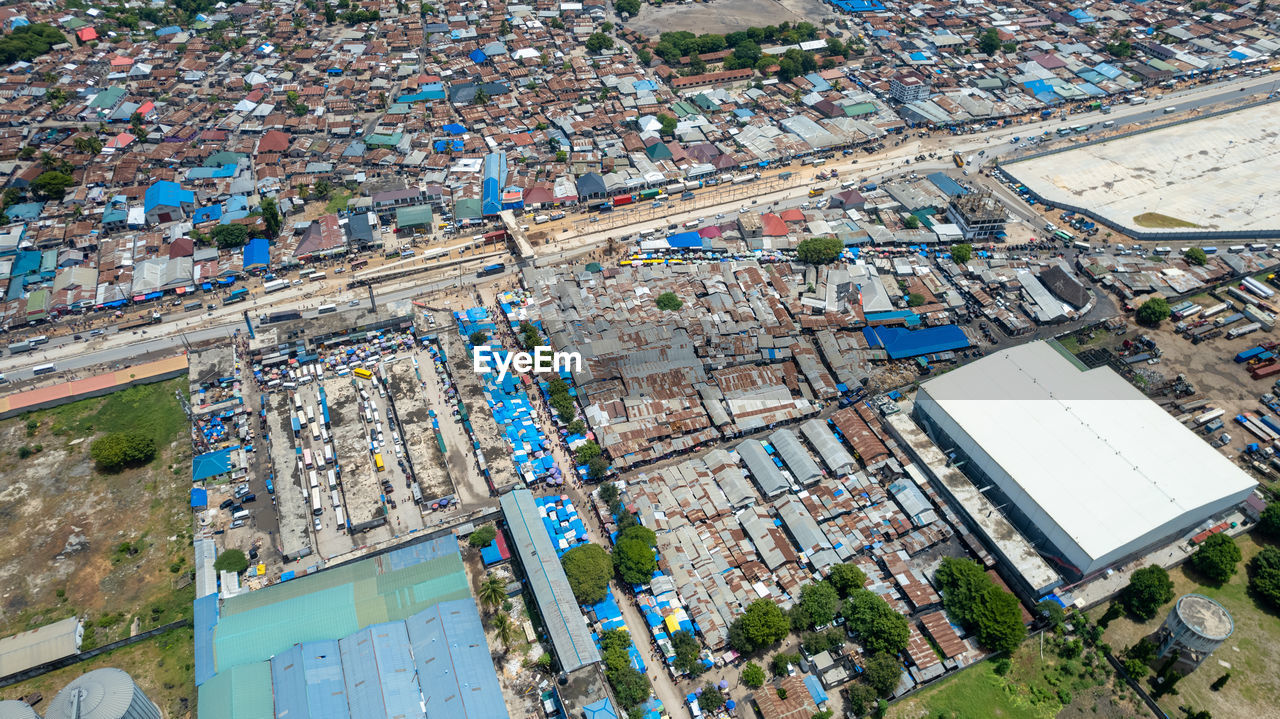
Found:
[624,0,837,37]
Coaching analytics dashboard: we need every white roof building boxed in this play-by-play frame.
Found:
[914,341,1256,578]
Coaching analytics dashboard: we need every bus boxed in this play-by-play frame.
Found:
[317,304,337,315]
[32,364,56,376]
[294,394,304,412]
[323,445,334,466]
[952,152,964,168]
[29,335,48,346]
[303,448,314,469]
[298,269,315,280]
[305,405,315,424]
[1073,241,1092,252]
[350,258,369,271]
[374,453,385,472]
[225,288,249,304]
[263,279,290,293]
[353,367,373,379]
[311,488,324,517]
[327,468,337,490]
[309,470,319,489]
[477,263,504,278]
[1054,230,1075,242]
[314,447,326,468]
[331,490,342,508]
[310,272,326,282]
[297,410,308,427]
[1073,125,1091,134]
[1153,247,1173,256]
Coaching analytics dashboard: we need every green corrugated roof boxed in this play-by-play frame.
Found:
[455,197,482,219]
[844,102,877,117]
[395,204,433,228]
[198,663,273,719]
[213,552,468,671]
[1148,58,1177,72]
[88,87,126,109]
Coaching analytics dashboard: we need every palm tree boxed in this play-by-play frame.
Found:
[478,576,506,613]
[38,151,57,169]
[492,612,517,652]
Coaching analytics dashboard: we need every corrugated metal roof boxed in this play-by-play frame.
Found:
[0,616,81,677]
[736,439,788,498]
[408,599,510,718]
[769,428,823,485]
[270,641,349,718]
[340,622,420,718]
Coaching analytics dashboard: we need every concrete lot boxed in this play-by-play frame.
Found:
[263,390,315,561]
[1009,103,1280,233]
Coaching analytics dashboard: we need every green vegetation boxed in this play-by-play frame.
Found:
[800,627,845,655]
[906,293,926,307]
[213,549,248,574]
[468,330,489,346]
[600,629,651,712]
[655,291,683,310]
[90,431,158,472]
[32,170,76,200]
[1136,296,1171,326]
[1247,546,1280,610]
[741,660,765,688]
[796,236,844,265]
[585,32,614,53]
[212,223,249,249]
[977,28,1001,55]
[934,557,1026,653]
[613,524,657,586]
[1120,565,1175,620]
[951,243,973,264]
[468,524,497,548]
[615,0,640,15]
[1189,533,1241,586]
[698,684,725,713]
[0,24,66,64]
[863,652,902,696]
[828,562,867,598]
[561,543,612,605]
[575,440,601,465]
[1134,212,1200,229]
[791,582,839,631]
[519,320,542,350]
[324,188,353,214]
[1258,502,1280,539]
[260,196,282,238]
[546,376,578,424]
[670,630,705,677]
[727,598,790,653]
[1184,246,1208,265]
[843,588,910,655]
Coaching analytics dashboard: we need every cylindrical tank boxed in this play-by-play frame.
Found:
[1159,593,1233,657]
[45,668,160,719]
[0,700,41,719]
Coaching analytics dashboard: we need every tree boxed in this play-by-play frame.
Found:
[214,549,249,574]
[324,4,337,22]
[906,293,926,307]
[1035,600,1066,629]
[587,456,609,481]
[1123,658,1149,679]
[796,236,844,265]
[977,28,1001,55]
[600,630,651,710]
[793,582,840,630]
[31,171,75,200]
[1136,296,1171,327]
[468,524,497,547]
[616,0,640,15]
[0,24,66,64]
[934,557,1026,653]
[478,575,506,612]
[671,630,705,676]
[90,431,157,472]
[260,196,282,238]
[212,224,249,249]
[1247,545,1280,610]
[1105,40,1133,58]
[658,114,678,136]
[585,33,614,53]
[614,536,657,586]
[863,652,901,696]
[655,291,682,310]
[492,612,517,652]
[635,47,652,65]
[575,441,602,464]
[951,243,973,264]
[742,661,765,688]
[1189,533,1241,586]
[471,88,489,106]
[828,563,867,598]
[561,543,612,605]
[469,330,489,346]
[1120,565,1174,620]
[844,683,878,716]
[698,685,724,713]
[73,136,103,155]
[843,589,910,655]
[1181,246,1207,266]
[727,599,790,653]
[903,215,920,230]
[1258,502,1280,539]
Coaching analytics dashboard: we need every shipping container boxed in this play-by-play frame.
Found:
[1235,346,1265,363]
[1253,364,1280,380]
[1202,302,1231,318]
[1195,408,1225,425]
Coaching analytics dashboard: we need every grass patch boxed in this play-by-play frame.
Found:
[1133,212,1199,229]
[0,626,194,717]
[1091,532,1280,719]
[40,377,188,455]
[325,189,352,214]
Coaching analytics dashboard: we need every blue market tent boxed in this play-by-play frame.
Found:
[442,123,467,135]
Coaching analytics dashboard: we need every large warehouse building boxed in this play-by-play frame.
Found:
[914,341,1256,579]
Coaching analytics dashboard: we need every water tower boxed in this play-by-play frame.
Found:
[1154,593,1233,673]
[44,668,160,719]
[0,700,41,719]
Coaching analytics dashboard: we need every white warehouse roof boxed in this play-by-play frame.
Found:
[916,341,1256,576]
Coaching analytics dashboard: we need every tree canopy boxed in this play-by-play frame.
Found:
[468,524,497,548]
[561,543,612,605]
[934,557,1026,653]
[0,24,66,64]
[1258,502,1280,540]
[1120,565,1174,620]
[843,589,910,655]
[827,563,867,598]
[727,598,790,653]
[796,236,844,265]
[32,171,76,200]
[951,243,973,264]
[655,291,683,311]
[1247,545,1280,610]
[615,0,640,15]
[260,196,282,238]
[863,652,902,696]
[90,431,157,472]
[670,630,705,676]
[977,28,1001,55]
[600,629,651,710]
[792,582,839,631]
[741,661,765,688]
[212,224,250,249]
[214,548,249,574]
[1189,533,1241,585]
[585,33,614,53]
[1183,247,1207,266]
[1135,296,1171,326]
[613,525,657,586]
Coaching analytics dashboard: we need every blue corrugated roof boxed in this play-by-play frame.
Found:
[341,622,420,718]
[270,642,350,719]
[861,325,971,359]
[469,49,488,63]
[804,674,829,704]
[194,594,219,686]
[407,599,510,718]
[925,172,968,197]
[191,447,233,481]
[144,180,194,213]
[190,488,208,507]
[242,237,269,270]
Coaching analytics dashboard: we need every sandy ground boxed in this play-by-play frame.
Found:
[1008,103,1280,234]
[624,0,837,37]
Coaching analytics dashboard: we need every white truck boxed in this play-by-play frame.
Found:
[534,214,550,224]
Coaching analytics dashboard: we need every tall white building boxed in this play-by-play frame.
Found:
[913,341,1256,578]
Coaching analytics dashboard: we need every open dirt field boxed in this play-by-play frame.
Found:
[1007,104,1280,234]
[0,625,194,717]
[1089,532,1280,719]
[623,0,837,37]
[0,379,194,647]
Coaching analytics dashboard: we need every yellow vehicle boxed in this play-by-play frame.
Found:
[353,367,373,379]
[374,453,384,472]
[808,187,826,197]
[952,152,964,168]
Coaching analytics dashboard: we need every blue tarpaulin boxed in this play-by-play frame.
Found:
[442,123,467,135]
[862,325,970,359]
[469,49,488,63]
[666,231,703,248]
[190,488,208,507]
